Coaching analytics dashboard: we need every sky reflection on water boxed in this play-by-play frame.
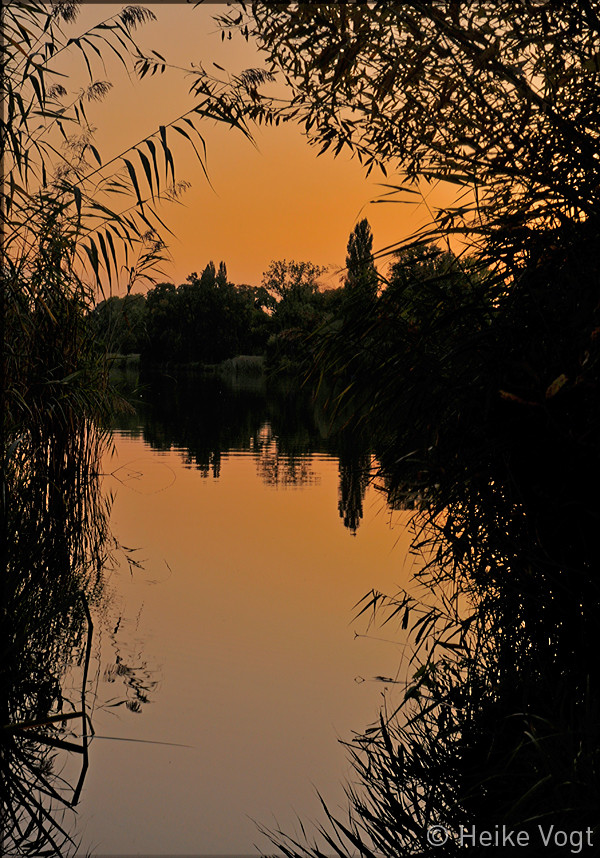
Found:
[74,378,417,856]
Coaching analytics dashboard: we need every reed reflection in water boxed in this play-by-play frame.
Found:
[1,422,109,856]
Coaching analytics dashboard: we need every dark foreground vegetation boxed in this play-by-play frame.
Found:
[192,4,600,856]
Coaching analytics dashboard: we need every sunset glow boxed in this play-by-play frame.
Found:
[70,3,456,293]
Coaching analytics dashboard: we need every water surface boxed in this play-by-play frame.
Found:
[76,374,416,855]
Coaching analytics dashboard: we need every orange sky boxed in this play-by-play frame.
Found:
[67,3,458,294]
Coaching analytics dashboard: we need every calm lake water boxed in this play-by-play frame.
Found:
[75,372,416,856]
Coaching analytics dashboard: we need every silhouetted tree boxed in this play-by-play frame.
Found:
[216,260,228,287]
[345,218,378,300]
[261,260,332,370]
[199,261,217,289]
[262,259,325,330]
[141,266,274,364]
[91,294,148,354]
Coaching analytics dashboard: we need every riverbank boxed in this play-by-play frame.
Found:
[109,353,266,377]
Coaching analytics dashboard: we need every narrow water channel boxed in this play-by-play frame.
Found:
[74,374,417,856]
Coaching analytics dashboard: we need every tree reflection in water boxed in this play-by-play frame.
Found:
[337,445,372,534]
[115,370,387,533]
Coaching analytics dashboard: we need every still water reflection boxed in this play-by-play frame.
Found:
[74,372,416,856]
[116,372,379,530]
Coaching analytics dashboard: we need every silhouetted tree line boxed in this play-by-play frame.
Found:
[90,220,478,380]
[90,260,271,363]
[91,256,344,366]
